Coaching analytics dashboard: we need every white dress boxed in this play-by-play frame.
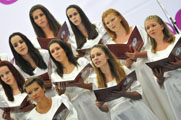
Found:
[93,74,158,120]
[51,58,111,120]
[106,25,150,71]
[14,49,57,97]
[68,22,110,56]
[0,53,11,61]
[0,92,30,120]
[27,94,78,120]
[136,34,181,120]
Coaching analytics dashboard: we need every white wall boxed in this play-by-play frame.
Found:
[0,0,180,57]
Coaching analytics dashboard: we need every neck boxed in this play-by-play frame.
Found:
[42,26,55,38]
[36,97,52,113]
[10,81,21,95]
[115,26,131,44]
[77,23,88,38]
[62,59,75,74]
[154,33,165,45]
[22,54,36,68]
[100,63,113,83]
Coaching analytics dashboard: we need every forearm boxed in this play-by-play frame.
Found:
[98,104,109,112]
[121,91,142,100]
[76,83,92,90]
[135,51,147,58]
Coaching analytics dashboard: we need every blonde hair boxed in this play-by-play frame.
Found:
[102,8,130,41]
[90,44,126,88]
[144,15,175,53]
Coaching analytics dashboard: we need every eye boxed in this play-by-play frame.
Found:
[51,49,54,54]
[68,15,72,18]
[111,18,115,22]
[0,74,4,78]
[19,40,24,44]
[91,55,95,59]
[40,13,44,17]
[146,26,150,30]
[13,43,18,48]
[73,12,78,16]
[96,53,101,56]
[56,47,60,51]
[5,71,9,75]
[106,21,110,25]
[34,16,38,20]
[34,87,39,91]
[27,91,32,95]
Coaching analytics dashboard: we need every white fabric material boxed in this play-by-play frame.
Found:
[14,49,57,97]
[51,58,110,120]
[68,21,109,55]
[0,53,11,61]
[136,34,181,120]
[93,74,157,120]
[31,37,41,49]
[106,25,150,71]
[0,92,30,120]
[27,94,78,120]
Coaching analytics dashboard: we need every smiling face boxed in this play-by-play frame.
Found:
[67,8,82,26]
[32,9,49,29]
[26,82,45,103]
[104,13,122,32]
[49,42,67,63]
[145,19,164,39]
[0,66,16,86]
[90,47,109,68]
[10,35,28,56]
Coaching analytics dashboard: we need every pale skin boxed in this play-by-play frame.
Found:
[91,47,141,112]
[104,13,147,68]
[32,9,54,38]
[49,43,92,95]
[0,66,34,120]
[25,82,52,114]
[145,18,172,85]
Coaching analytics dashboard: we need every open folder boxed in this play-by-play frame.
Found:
[76,33,108,56]
[0,93,29,112]
[146,37,181,72]
[107,26,144,59]
[52,103,70,120]
[52,63,93,87]
[94,71,137,102]
[37,21,70,49]
[37,72,52,89]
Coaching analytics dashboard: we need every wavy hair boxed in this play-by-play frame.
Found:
[90,44,126,88]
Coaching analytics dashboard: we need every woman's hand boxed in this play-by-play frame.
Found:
[125,58,134,68]
[95,99,104,108]
[55,82,66,95]
[2,111,14,120]
[153,67,165,86]
[164,58,181,70]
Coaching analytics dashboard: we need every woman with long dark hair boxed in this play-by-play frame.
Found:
[0,61,34,120]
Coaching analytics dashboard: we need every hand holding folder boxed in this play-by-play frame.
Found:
[54,63,93,87]
[146,37,181,72]
[94,71,137,102]
[107,26,144,59]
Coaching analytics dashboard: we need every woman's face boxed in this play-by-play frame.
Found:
[91,47,109,68]
[49,43,67,63]
[145,19,164,39]
[67,8,82,26]
[104,13,122,32]
[32,9,49,29]
[10,35,28,56]
[0,66,16,86]
[26,82,45,103]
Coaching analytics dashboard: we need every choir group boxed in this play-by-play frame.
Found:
[0,4,181,120]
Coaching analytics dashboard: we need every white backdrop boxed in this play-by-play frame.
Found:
[0,0,180,57]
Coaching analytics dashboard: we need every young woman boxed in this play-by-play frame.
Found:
[29,4,61,48]
[9,32,56,97]
[0,61,34,120]
[48,39,110,120]
[136,15,181,120]
[24,77,78,120]
[102,8,150,69]
[90,44,158,120]
[66,4,109,56]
